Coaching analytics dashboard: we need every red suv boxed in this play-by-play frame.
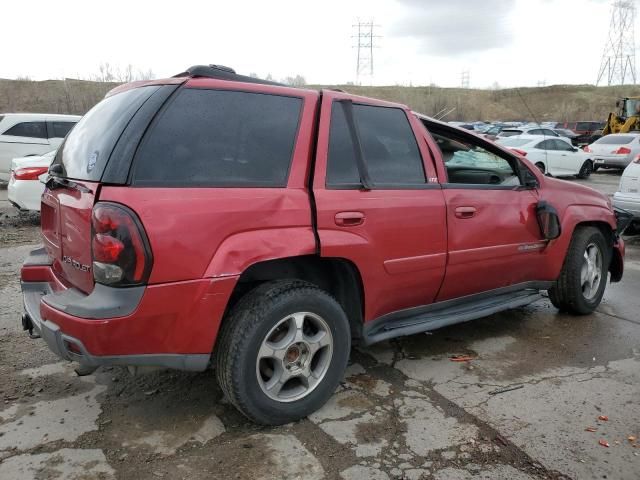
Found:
[20,65,626,425]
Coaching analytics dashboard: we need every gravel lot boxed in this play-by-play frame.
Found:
[0,174,638,480]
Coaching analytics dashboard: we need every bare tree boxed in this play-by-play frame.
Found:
[283,75,306,87]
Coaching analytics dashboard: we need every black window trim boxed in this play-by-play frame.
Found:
[421,119,537,191]
[128,86,306,189]
[326,99,429,190]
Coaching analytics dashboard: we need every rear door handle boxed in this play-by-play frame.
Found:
[455,206,477,219]
[335,211,365,226]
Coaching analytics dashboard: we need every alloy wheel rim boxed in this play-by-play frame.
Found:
[256,312,333,402]
[581,242,603,300]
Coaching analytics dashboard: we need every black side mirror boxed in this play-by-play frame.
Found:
[536,201,561,240]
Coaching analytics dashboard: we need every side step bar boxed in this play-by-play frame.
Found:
[363,286,547,345]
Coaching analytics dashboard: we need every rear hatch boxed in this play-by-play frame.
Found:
[41,85,164,293]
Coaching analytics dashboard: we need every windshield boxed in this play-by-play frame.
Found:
[51,86,159,181]
[594,135,636,145]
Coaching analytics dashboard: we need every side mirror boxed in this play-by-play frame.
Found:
[536,201,561,240]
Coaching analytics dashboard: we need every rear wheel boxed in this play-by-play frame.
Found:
[548,227,610,314]
[216,280,351,425]
[535,162,546,174]
[577,160,593,179]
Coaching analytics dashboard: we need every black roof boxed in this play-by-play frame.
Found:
[173,64,285,87]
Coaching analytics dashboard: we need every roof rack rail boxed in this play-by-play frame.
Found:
[173,64,285,87]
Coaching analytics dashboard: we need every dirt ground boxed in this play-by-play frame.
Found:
[0,174,638,480]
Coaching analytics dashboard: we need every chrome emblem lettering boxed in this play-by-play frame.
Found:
[62,256,91,272]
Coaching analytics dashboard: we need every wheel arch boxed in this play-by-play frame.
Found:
[221,255,365,343]
[569,219,620,279]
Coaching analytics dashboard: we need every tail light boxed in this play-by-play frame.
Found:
[510,148,527,157]
[613,146,631,154]
[91,202,153,286]
[14,166,49,180]
[583,146,592,153]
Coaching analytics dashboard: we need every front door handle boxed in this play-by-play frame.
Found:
[455,206,477,219]
[335,211,365,226]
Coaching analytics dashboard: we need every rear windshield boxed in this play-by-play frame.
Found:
[594,135,636,145]
[498,138,532,147]
[500,130,522,137]
[51,86,160,181]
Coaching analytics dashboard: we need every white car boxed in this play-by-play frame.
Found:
[497,126,573,144]
[613,155,640,231]
[0,113,80,182]
[497,135,593,178]
[7,150,56,212]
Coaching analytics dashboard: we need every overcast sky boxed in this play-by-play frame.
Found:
[1,0,619,88]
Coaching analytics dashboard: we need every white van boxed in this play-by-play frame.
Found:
[0,113,81,181]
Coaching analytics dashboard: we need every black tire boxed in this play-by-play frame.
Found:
[535,162,546,174]
[577,160,593,179]
[215,280,351,425]
[548,227,610,315]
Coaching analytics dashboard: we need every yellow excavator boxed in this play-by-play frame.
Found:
[602,97,640,135]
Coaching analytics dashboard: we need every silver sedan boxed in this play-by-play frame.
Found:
[585,133,640,171]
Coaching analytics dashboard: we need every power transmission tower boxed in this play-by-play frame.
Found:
[596,0,637,86]
[460,70,470,89]
[353,19,381,84]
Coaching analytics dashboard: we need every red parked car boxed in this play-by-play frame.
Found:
[20,65,626,425]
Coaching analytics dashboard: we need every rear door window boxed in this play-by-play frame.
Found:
[132,89,302,187]
[2,121,47,139]
[552,139,574,151]
[326,102,425,187]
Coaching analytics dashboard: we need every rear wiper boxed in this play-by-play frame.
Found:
[45,175,92,194]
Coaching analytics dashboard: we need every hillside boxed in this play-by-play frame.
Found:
[3,77,640,123]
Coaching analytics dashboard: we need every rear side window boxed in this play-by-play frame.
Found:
[576,122,593,131]
[50,121,76,138]
[52,86,160,180]
[132,89,302,187]
[327,103,425,187]
[3,121,47,139]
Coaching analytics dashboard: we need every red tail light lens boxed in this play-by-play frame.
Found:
[583,146,592,153]
[510,148,527,157]
[613,146,631,154]
[14,166,49,180]
[91,202,153,286]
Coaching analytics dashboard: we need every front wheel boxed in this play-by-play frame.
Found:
[577,160,593,179]
[215,280,351,425]
[535,162,546,174]
[548,227,610,314]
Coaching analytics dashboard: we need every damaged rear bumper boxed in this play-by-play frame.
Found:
[20,247,238,372]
